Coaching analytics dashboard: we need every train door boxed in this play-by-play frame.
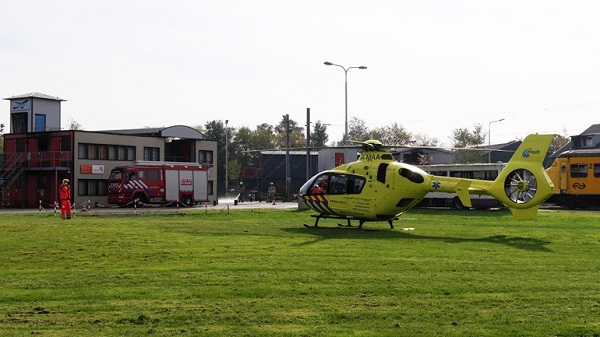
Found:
[559,160,568,193]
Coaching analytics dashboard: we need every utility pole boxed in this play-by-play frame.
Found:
[225,119,229,197]
[306,108,311,181]
[284,114,290,201]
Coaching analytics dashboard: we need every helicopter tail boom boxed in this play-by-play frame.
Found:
[487,134,555,220]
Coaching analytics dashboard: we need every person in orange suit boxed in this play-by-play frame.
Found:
[59,178,72,219]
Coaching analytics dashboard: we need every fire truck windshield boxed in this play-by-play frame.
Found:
[109,169,124,182]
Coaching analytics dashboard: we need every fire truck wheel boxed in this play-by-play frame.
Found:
[182,195,192,206]
[133,193,148,207]
[452,196,464,210]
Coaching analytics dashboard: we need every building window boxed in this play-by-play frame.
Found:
[38,137,49,152]
[208,181,214,195]
[61,136,71,151]
[98,145,107,160]
[78,143,87,159]
[88,144,98,159]
[16,138,26,152]
[144,147,160,161]
[78,143,136,161]
[108,145,117,160]
[34,114,46,132]
[118,146,126,160]
[127,147,136,161]
[78,179,108,196]
[11,112,27,133]
[199,150,214,164]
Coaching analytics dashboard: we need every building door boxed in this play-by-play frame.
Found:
[37,174,52,206]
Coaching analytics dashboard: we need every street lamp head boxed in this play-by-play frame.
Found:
[324,61,333,66]
[358,66,367,69]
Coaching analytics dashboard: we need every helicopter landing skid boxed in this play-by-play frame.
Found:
[303,214,396,229]
[303,214,352,228]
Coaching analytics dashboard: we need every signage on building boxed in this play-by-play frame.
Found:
[11,99,30,111]
[80,165,105,174]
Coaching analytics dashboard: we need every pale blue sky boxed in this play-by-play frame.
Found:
[1,0,599,145]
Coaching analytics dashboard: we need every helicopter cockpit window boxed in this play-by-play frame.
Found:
[330,175,348,194]
[349,176,366,194]
[310,175,329,194]
[326,174,366,195]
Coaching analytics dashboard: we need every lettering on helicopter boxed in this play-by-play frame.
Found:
[362,153,382,161]
[360,153,394,161]
[521,148,541,158]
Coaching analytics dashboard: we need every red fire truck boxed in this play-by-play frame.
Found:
[107,161,209,206]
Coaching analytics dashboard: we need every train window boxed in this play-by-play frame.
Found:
[594,164,600,178]
[570,164,588,178]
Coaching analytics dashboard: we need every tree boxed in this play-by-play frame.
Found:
[227,159,242,184]
[253,123,276,151]
[346,116,370,142]
[451,123,486,163]
[274,116,305,149]
[233,126,258,168]
[202,120,230,191]
[310,121,329,148]
[412,133,439,146]
[66,118,83,130]
[549,129,570,155]
[370,123,412,145]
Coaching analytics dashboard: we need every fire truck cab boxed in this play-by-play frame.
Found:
[108,161,209,206]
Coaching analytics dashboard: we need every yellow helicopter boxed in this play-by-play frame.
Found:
[298,134,555,229]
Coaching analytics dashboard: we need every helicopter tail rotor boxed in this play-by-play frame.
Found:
[487,134,555,220]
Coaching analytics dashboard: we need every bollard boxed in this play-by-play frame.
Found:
[39,200,42,212]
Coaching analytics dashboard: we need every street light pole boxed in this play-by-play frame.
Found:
[488,118,505,163]
[324,61,367,142]
[225,119,229,197]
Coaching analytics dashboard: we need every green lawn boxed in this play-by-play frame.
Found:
[0,208,599,336]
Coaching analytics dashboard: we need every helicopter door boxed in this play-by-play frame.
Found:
[377,163,397,188]
[377,164,388,184]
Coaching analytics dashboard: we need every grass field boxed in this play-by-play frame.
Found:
[1,207,599,336]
